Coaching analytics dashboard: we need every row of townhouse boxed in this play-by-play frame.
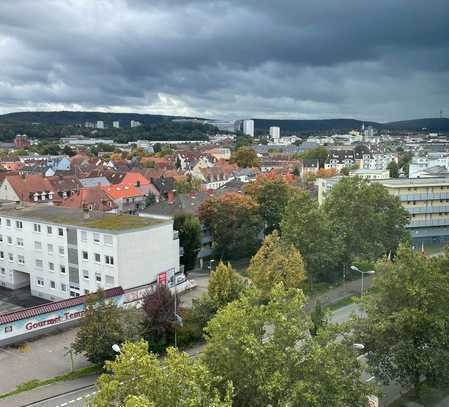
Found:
[0,205,180,301]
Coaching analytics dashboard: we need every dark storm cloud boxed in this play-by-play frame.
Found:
[0,0,449,120]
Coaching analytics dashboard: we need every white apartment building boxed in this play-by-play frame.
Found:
[130,120,142,128]
[361,153,397,170]
[96,121,104,129]
[349,168,390,180]
[242,119,254,137]
[269,126,280,141]
[113,121,120,128]
[0,206,179,301]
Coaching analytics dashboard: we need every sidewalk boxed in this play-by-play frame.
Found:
[0,328,89,394]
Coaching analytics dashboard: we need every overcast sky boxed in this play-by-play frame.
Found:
[1,0,449,122]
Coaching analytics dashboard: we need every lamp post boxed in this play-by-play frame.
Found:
[350,266,375,296]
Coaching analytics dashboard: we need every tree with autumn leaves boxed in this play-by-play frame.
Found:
[199,192,262,259]
[244,175,292,234]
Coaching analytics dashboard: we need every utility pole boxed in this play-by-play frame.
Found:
[64,346,74,372]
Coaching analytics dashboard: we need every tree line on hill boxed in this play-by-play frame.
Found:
[0,121,218,142]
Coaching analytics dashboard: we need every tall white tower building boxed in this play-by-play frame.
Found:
[242,119,255,137]
[269,126,280,141]
[96,121,104,129]
[112,121,120,128]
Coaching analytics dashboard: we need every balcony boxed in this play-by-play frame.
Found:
[398,192,449,201]
[407,206,449,214]
[408,218,449,228]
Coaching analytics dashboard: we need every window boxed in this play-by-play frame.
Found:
[70,291,80,297]
[84,289,90,295]
[36,278,44,287]
[0,234,2,242]
[81,231,87,242]
[0,251,4,260]
[58,228,64,237]
[0,218,2,226]
[105,255,114,265]
[49,262,54,271]
[6,219,11,227]
[34,241,42,250]
[82,251,88,260]
[94,253,101,263]
[47,244,54,254]
[60,265,66,274]
[82,269,89,279]
[105,275,114,286]
[4,325,13,333]
[16,238,24,247]
[8,253,13,262]
[34,224,41,232]
[95,272,102,282]
[7,236,12,245]
[58,246,65,255]
[16,221,22,229]
[103,234,113,246]
[35,259,43,268]
[61,283,67,292]
[47,226,53,234]
[93,233,100,243]
[50,280,56,289]
[1,267,5,275]
[18,255,24,265]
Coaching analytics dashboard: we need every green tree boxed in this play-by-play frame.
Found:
[191,261,245,330]
[248,231,305,298]
[387,160,399,178]
[322,177,409,264]
[353,245,449,397]
[235,134,253,149]
[72,290,138,365]
[231,147,260,168]
[145,193,156,207]
[281,191,343,283]
[301,146,329,167]
[199,192,262,259]
[174,213,202,271]
[310,300,328,336]
[208,261,246,309]
[92,340,232,407]
[62,145,76,157]
[244,176,292,234]
[203,285,372,406]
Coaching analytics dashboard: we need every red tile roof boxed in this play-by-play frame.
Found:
[5,174,54,202]
[61,187,118,211]
[121,172,151,187]
[0,287,124,325]
[102,183,145,200]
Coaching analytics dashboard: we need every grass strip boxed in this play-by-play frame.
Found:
[0,365,101,400]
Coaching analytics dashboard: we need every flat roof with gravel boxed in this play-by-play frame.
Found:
[0,206,167,232]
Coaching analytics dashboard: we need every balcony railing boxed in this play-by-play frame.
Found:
[407,206,449,214]
[398,192,449,201]
[408,218,449,228]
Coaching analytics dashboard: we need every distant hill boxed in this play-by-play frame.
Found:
[0,111,202,127]
[253,118,378,132]
[1,111,448,133]
[383,118,449,132]
[254,117,449,132]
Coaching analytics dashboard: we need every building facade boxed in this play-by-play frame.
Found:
[242,119,255,137]
[269,126,280,141]
[0,206,180,301]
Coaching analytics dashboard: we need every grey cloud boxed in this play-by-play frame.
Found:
[0,0,449,121]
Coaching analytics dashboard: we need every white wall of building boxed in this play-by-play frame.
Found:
[242,120,254,137]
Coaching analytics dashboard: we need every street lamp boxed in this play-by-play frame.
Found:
[350,266,375,296]
[112,344,121,354]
